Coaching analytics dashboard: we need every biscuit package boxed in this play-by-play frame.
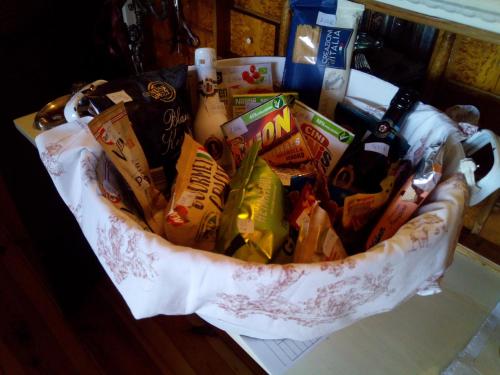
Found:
[282,0,364,118]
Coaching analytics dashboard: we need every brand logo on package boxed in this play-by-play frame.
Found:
[273,96,285,109]
[318,28,353,69]
[147,81,176,102]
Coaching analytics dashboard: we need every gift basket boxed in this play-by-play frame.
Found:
[34,1,469,340]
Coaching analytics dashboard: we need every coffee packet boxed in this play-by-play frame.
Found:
[86,65,192,193]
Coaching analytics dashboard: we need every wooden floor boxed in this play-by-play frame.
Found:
[0,175,265,375]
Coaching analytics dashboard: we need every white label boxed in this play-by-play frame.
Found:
[106,90,133,104]
[237,218,254,234]
[364,142,390,157]
[322,228,337,257]
[275,171,292,186]
[206,100,226,113]
[177,191,198,207]
[296,209,311,229]
[225,120,248,139]
[316,11,337,27]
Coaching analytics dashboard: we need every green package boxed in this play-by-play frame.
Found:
[216,142,289,263]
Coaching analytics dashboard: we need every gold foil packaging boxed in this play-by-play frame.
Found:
[216,142,289,263]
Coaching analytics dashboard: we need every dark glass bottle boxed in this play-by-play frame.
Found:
[331,88,418,194]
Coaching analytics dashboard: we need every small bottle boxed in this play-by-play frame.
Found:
[193,48,232,171]
[332,88,418,194]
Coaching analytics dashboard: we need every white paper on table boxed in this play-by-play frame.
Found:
[239,335,324,374]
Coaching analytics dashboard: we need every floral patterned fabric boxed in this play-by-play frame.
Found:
[35,70,468,340]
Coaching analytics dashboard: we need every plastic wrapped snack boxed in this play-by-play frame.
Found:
[283,0,364,118]
[216,142,289,263]
[164,135,230,251]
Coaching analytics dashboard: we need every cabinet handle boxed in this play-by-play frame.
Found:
[245,36,253,45]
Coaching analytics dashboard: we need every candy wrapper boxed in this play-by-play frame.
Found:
[366,143,444,249]
[164,135,229,251]
[216,142,289,263]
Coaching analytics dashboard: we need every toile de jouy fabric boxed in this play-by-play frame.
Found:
[35,70,468,340]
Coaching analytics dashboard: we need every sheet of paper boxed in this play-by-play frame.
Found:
[240,335,324,374]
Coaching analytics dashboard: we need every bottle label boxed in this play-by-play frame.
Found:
[204,136,224,160]
[364,142,389,157]
[205,100,226,113]
[198,77,218,97]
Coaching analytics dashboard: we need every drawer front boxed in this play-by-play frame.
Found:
[234,0,285,22]
[230,10,276,56]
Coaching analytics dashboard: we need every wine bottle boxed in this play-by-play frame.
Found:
[193,48,232,172]
[331,88,418,194]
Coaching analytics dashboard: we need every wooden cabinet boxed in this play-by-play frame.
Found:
[229,10,277,56]
[216,0,289,57]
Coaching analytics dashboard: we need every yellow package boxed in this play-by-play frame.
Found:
[164,135,229,251]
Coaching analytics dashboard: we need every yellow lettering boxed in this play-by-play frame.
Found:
[262,121,275,147]
[275,107,291,139]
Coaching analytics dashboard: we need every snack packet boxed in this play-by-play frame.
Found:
[366,144,444,249]
[216,142,289,263]
[294,203,347,263]
[164,135,230,251]
[282,0,364,118]
[89,103,167,236]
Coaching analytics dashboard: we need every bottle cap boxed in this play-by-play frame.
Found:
[195,48,216,67]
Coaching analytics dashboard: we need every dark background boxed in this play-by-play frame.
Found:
[0,0,135,311]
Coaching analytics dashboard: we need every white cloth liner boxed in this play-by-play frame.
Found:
[35,69,468,340]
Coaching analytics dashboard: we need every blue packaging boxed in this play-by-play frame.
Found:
[282,0,364,119]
